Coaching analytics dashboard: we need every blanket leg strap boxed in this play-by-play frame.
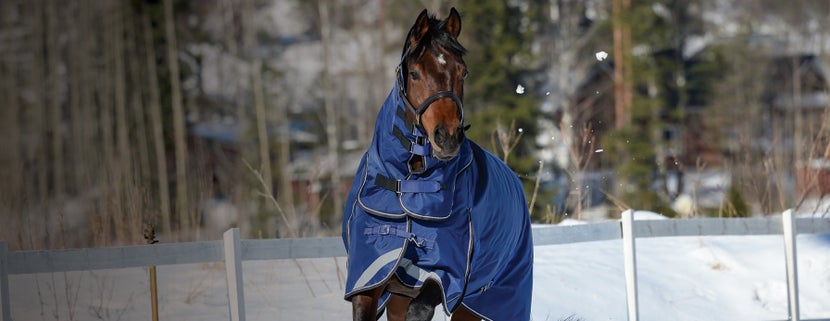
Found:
[364,225,435,249]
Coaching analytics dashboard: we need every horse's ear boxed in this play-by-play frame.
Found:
[409,9,431,46]
[444,7,462,39]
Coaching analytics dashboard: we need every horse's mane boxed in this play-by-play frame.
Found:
[404,14,467,60]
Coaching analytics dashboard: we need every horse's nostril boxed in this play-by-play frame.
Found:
[434,126,448,146]
[434,125,459,147]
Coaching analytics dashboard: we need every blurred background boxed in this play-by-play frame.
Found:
[1,0,828,249]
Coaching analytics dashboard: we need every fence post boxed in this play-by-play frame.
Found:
[782,209,799,321]
[224,228,246,321]
[143,225,160,321]
[1,241,10,321]
[621,209,639,321]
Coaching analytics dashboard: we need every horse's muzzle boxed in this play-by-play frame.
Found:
[433,125,465,161]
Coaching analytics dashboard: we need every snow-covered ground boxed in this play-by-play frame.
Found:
[7,219,830,321]
[533,233,830,321]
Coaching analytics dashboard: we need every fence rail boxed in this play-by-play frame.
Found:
[1,210,829,321]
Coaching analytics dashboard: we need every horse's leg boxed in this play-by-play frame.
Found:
[351,286,384,321]
[406,279,441,321]
[384,278,421,321]
[351,294,377,321]
[449,306,482,321]
[385,294,412,321]
[405,295,436,321]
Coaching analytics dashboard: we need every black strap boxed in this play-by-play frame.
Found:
[396,107,414,132]
[393,126,412,151]
[375,174,400,192]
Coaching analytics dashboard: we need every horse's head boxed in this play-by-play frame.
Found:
[399,8,467,162]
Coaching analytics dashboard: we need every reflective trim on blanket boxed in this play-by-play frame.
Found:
[354,248,403,289]
[398,257,441,285]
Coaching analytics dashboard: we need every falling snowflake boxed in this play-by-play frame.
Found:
[595,148,604,153]
[595,50,608,61]
[515,84,525,94]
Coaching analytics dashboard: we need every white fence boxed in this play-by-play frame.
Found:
[1,209,829,321]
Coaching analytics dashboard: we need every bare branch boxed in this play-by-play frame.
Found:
[244,159,297,238]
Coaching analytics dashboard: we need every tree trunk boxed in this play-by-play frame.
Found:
[110,1,135,244]
[79,0,105,246]
[221,0,249,237]
[164,0,190,237]
[275,84,295,235]
[613,0,632,129]
[320,1,342,225]
[98,1,122,247]
[143,3,173,238]
[241,0,278,237]
[113,2,131,181]
[252,59,275,236]
[126,7,152,187]
[67,1,85,197]
[47,0,65,198]
[27,0,51,248]
[1,40,23,248]
[792,56,803,165]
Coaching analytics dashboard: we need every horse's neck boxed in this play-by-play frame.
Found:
[409,157,425,172]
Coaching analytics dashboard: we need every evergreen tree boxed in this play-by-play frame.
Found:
[604,0,720,216]
[456,0,547,197]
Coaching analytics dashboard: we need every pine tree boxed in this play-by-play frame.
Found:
[604,0,720,216]
[456,0,546,191]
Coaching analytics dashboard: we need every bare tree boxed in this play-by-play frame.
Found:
[126,7,152,188]
[108,1,135,244]
[1,29,23,248]
[569,124,599,220]
[274,74,297,235]
[319,1,343,225]
[220,0,250,237]
[112,1,132,187]
[141,4,173,238]
[244,0,276,237]
[612,0,632,130]
[164,0,190,237]
[721,0,830,214]
[542,0,612,218]
[491,120,524,164]
[46,1,65,198]
[27,0,52,248]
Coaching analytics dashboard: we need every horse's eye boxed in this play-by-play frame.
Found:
[410,71,420,80]
[461,69,469,80]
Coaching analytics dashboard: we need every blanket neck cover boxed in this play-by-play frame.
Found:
[342,82,533,320]
[356,81,472,220]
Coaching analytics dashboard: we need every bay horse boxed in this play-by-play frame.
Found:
[342,8,533,321]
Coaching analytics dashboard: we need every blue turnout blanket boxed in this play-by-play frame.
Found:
[342,83,533,320]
